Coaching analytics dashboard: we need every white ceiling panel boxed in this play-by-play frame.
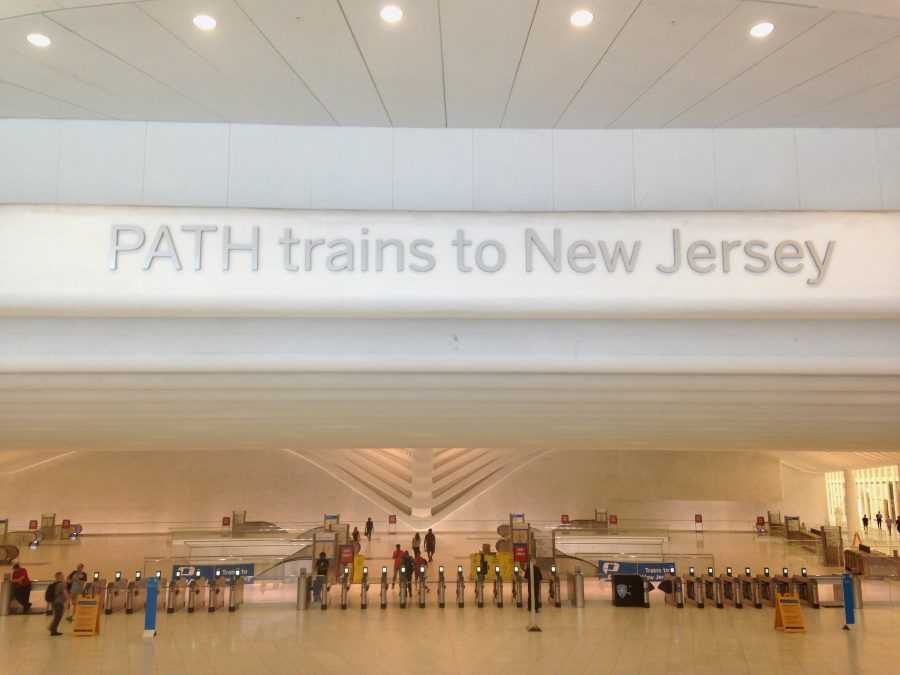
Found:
[0,78,96,117]
[0,14,212,120]
[728,36,900,127]
[503,0,641,128]
[339,0,444,127]
[0,1,59,20]
[440,0,536,128]
[559,0,738,129]
[237,0,387,126]
[796,79,900,127]
[670,12,900,127]
[139,0,332,125]
[614,1,827,128]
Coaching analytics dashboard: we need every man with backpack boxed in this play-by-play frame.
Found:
[66,563,87,621]
[46,571,69,636]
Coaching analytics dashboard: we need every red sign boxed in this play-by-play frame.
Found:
[28,520,38,530]
[339,544,355,565]
[512,543,529,563]
[222,516,231,527]
[61,519,71,529]
[756,516,765,526]
[560,514,570,524]
[388,514,397,524]
[695,514,703,524]
[609,514,618,525]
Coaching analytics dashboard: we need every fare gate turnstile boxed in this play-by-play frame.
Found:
[475,569,485,608]
[663,573,684,608]
[360,567,369,610]
[684,569,705,608]
[167,572,187,613]
[513,565,523,608]
[104,572,128,615]
[398,566,409,609]
[437,566,446,608]
[702,568,723,609]
[417,565,428,608]
[719,569,742,608]
[792,569,820,609]
[340,567,351,610]
[380,567,388,609]
[740,568,762,608]
[456,566,465,608]
[755,569,777,607]
[773,568,793,600]
[208,572,226,613]
[297,570,310,610]
[493,566,504,608]
[549,564,561,608]
[187,573,208,613]
[227,574,244,612]
[126,572,160,614]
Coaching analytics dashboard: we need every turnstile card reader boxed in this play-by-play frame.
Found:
[792,568,820,609]
[493,565,503,608]
[513,565,523,608]
[456,565,465,608]
[684,568,704,608]
[719,568,742,609]
[663,573,684,608]
[380,567,388,610]
[437,566,446,608]
[208,570,225,613]
[549,564,561,608]
[360,567,369,610]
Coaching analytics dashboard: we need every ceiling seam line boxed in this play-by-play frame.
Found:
[335,0,392,126]
[0,76,111,120]
[553,0,645,129]
[133,4,228,80]
[42,13,227,123]
[721,28,900,127]
[437,0,448,128]
[499,0,540,128]
[608,2,743,129]
[663,11,834,128]
[232,0,338,126]
[773,39,900,125]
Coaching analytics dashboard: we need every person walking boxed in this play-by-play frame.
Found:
[411,532,422,558]
[313,552,330,603]
[391,544,404,588]
[352,526,360,543]
[424,529,436,562]
[47,572,69,636]
[364,517,374,542]
[66,563,87,621]
[10,563,32,613]
[876,512,883,531]
[862,514,869,533]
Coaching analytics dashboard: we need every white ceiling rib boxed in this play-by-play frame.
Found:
[2,1,900,127]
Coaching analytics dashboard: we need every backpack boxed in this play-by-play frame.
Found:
[45,581,57,603]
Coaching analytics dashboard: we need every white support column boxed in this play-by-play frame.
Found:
[844,469,861,541]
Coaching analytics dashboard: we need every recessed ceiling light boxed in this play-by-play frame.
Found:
[750,21,774,38]
[193,14,217,31]
[26,33,51,48]
[380,5,403,23]
[570,9,594,28]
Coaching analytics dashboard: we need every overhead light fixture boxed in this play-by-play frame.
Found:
[380,5,403,24]
[750,21,774,39]
[26,33,51,48]
[570,9,593,28]
[193,14,217,31]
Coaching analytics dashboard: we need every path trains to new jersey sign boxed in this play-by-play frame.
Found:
[2,206,898,317]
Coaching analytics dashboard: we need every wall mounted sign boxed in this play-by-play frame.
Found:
[2,206,898,318]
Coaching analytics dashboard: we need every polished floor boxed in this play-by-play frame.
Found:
[1,583,898,675]
[4,529,900,674]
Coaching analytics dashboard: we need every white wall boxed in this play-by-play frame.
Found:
[1,120,898,211]
[0,449,798,534]
[778,462,829,527]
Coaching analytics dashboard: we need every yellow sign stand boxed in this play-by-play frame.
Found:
[72,597,101,637]
[774,593,805,633]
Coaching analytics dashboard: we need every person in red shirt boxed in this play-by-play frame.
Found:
[391,544,404,588]
[11,563,32,613]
